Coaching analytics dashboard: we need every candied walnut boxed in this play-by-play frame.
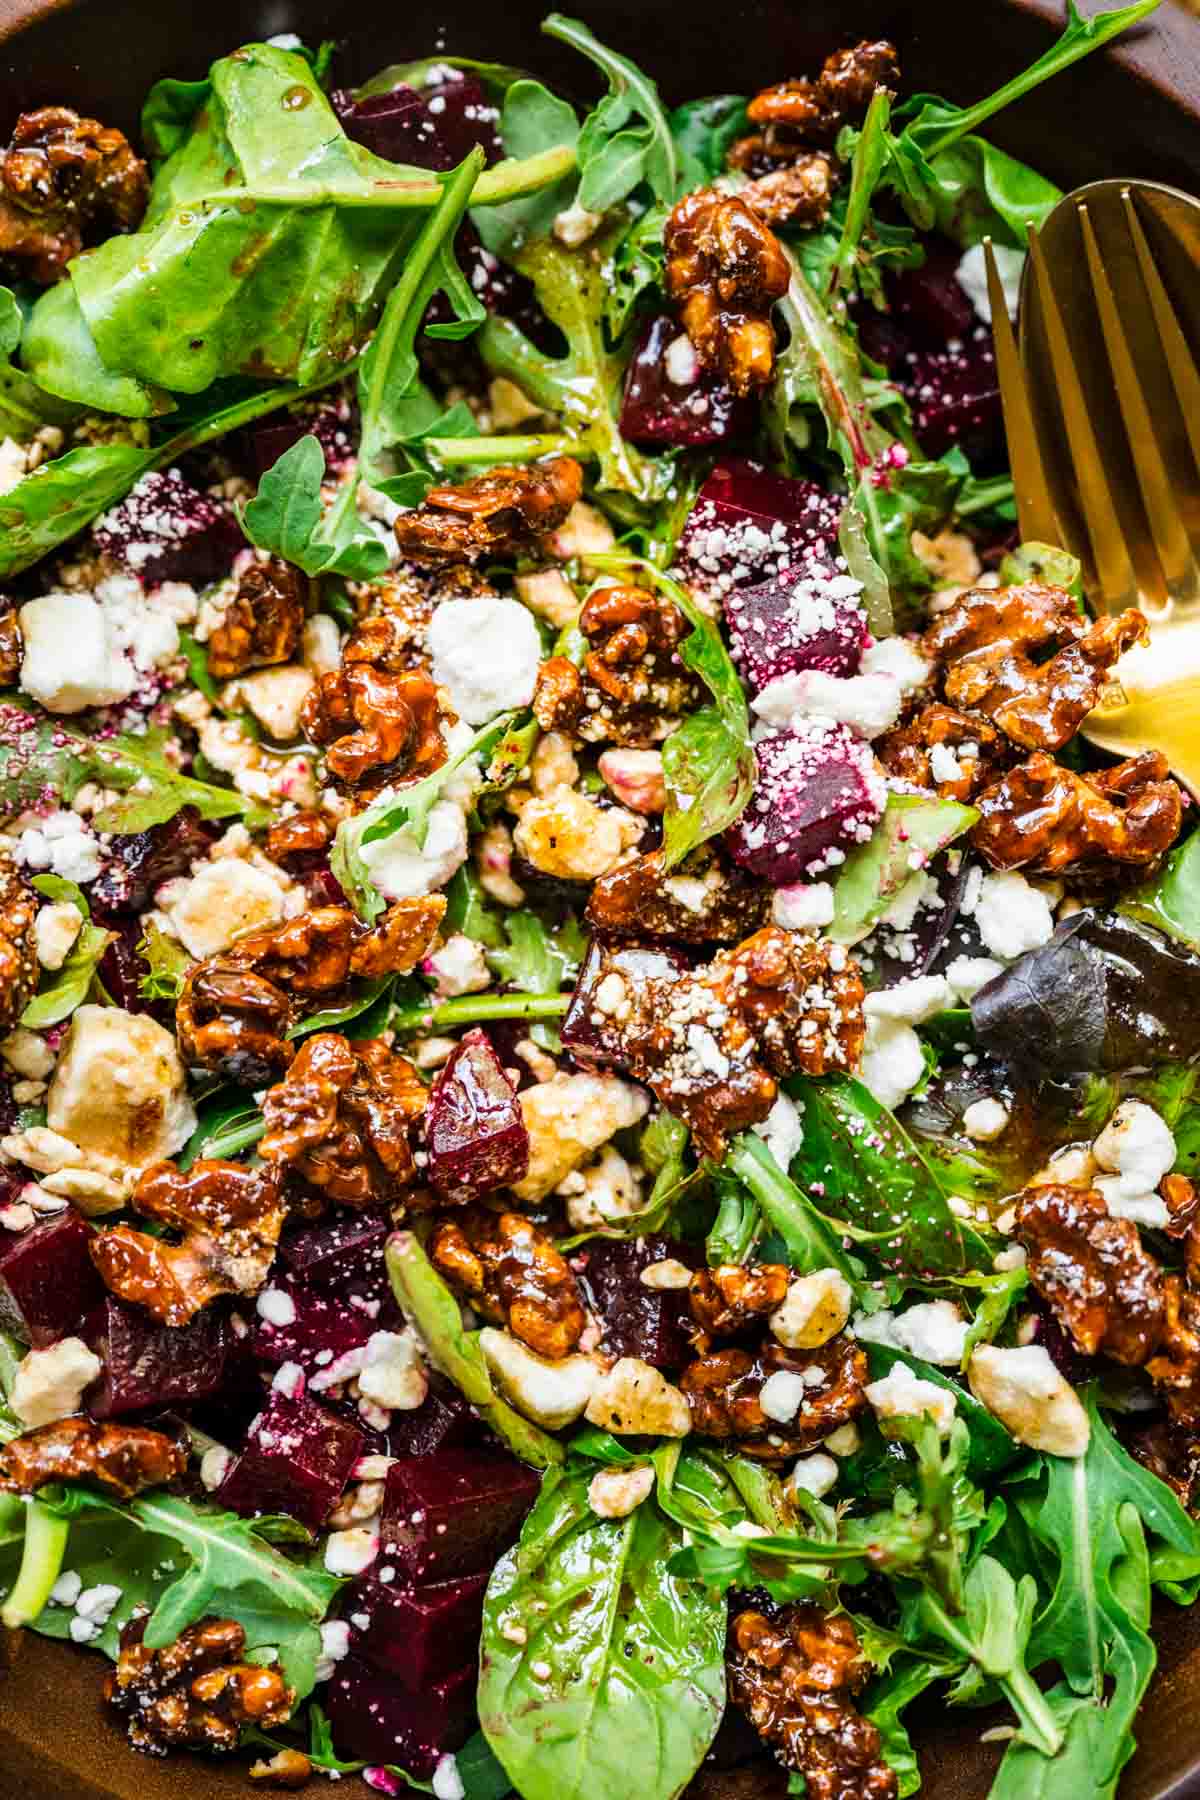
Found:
[923,584,1146,753]
[105,1615,294,1758]
[690,1263,790,1338]
[532,654,586,734]
[302,663,445,794]
[664,189,790,396]
[1127,1415,1200,1511]
[344,564,493,672]
[739,154,839,228]
[0,608,23,685]
[393,457,583,565]
[972,749,1183,876]
[1016,1182,1165,1365]
[0,106,148,285]
[177,961,295,1086]
[250,1749,314,1787]
[430,1206,587,1358]
[0,1416,185,1498]
[205,559,305,681]
[259,1032,426,1206]
[745,40,900,144]
[231,899,445,993]
[265,810,334,868]
[681,1332,867,1461]
[875,703,1010,804]
[572,585,702,745]
[1147,1275,1200,1430]
[90,1160,286,1327]
[727,1601,896,1800]
[350,895,447,979]
[0,856,38,1032]
[588,846,770,944]
[1164,1173,1200,1289]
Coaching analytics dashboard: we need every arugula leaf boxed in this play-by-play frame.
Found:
[863,1658,945,1797]
[386,1231,564,1469]
[789,1075,993,1275]
[830,793,977,944]
[137,921,193,1003]
[488,911,584,995]
[442,865,505,949]
[477,230,672,502]
[20,874,111,1029]
[999,540,1084,598]
[241,433,388,579]
[543,14,678,211]
[725,1132,865,1291]
[472,80,580,262]
[478,1464,725,1800]
[82,726,251,833]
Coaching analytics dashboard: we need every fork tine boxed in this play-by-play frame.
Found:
[1123,188,1200,491]
[1026,226,1140,613]
[1078,202,1192,601]
[983,238,1058,546]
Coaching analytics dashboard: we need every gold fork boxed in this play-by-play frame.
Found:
[983,181,1200,796]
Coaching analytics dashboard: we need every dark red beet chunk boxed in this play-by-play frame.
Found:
[91,809,213,915]
[899,329,1002,460]
[83,1296,232,1418]
[0,1211,105,1347]
[323,1655,475,1779]
[425,1029,528,1202]
[726,721,885,884]
[92,469,243,589]
[347,1571,488,1690]
[562,938,689,1071]
[215,1389,364,1530]
[332,72,501,170]
[620,314,752,448]
[279,1211,391,1306]
[252,1275,396,1375]
[380,1374,478,1459]
[580,1235,701,1368]
[885,238,978,344]
[380,1448,539,1584]
[246,398,357,481]
[724,566,869,693]
[677,458,843,602]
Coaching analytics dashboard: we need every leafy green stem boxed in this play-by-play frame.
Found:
[426,433,588,464]
[1,1500,69,1629]
[390,991,571,1034]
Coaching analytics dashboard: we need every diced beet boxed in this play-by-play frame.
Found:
[246,398,357,481]
[620,314,751,448]
[91,809,213,915]
[0,1211,105,1347]
[93,919,152,1016]
[579,1235,701,1368]
[724,566,870,693]
[900,328,1002,460]
[677,459,843,602]
[347,1571,488,1690]
[216,1389,364,1529]
[92,469,243,589]
[83,1296,231,1419]
[562,937,689,1071]
[279,1211,391,1304]
[323,1654,475,1779]
[252,1274,397,1375]
[380,1448,539,1583]
[885,238,978,345]
[381,1374,479,1459]
[333,72,501,171]
[726,721,885,884]
[425,1029,528,1202]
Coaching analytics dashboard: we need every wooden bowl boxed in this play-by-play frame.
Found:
[1,0,1199,1793]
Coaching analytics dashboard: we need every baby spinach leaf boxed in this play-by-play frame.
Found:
[1122,827,1200,951]
[543,14,678,210]
[788,1075,993,1275]
[670,94,749,187]
[472,81,580,262]
[442,866,505,949]
[0,283,78,439]
[137,921,193,1003]
[830,793,977,944]
[20,875,112,1028]
[479,1465,725,1800]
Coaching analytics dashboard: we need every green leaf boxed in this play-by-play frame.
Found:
[789,1075,994,1275]
[724,1132,864,1291]
[140,73,212,161]
[863,1658,944,1797]
[863,1342,1022,1480]
[999,540,1084,598]
[20,897,112,1029]
[670,94,749,186]
[1122,828,1200,950]
[385,1231,564,1469]
[241,433,387,579]
[136,922,193,1004]
[487,910,583,996]
[85,726,250,833]
[831,793,977,944]
[543,14,679,209]
[287,975,396,1042]
[179,1086,267,1168]
[442,865,505,949]
[478,1465,725,1800]
[472,80,580,261]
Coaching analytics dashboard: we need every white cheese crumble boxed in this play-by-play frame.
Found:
[973,870,1056,961]
[428,597,542,724]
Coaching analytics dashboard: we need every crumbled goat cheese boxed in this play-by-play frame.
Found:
[859,1015,926,1111]
[664,333,701,386]
[200,1445,233,1491]
[44,1004,195,1183]
[755,1093,805,1172]
[759,1370,809,1423]
[19,592,134,713]
[973,870,1056,961]
[771,1269,853,1350]
[514,568,580,630]
[788,1452,840,1500]
[323,1528,379,1576]
[1094,1179,1170,1229]
[33,901,83,971]
[357,798,470,900]
[1,1028,55,1080]
[752,668,904,740]
[944,955,1004,1002]
[588,1463,656,1519]
[424,933,491,999]
[955,242,1025,323]
[553,200,605,247]
[12,1336,102,1426]
[164,858,289,959]
[968,1344,1089,1457]
[433,1754,467,1800]
[866,1365,958,1434]
[772,882,834,930]
[855,1301,968,1367]
[639,1258,693,1291]
[1093,1100,1176,1200]
[514,787,640,882]
[480,1328,600,1428]
[222,664,315,741]
[514,1072,649,1201]
[15,810,102,884]
[865,974,951,1027]
[357,1330,428,1412]
[962,1097,1010,1142]
[562,1145,643,1230]
[428,597,542,724]
[256,1287,297,1327]
[585,1357,691,1437]
[858,636,932,694]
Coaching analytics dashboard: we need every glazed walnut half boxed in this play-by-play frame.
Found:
[302,664,446,796]
[105,1616,295,1758]
[1016,1182,1166,1366]
[430,1206,587,1359]
[664,188,790,396]
[681,1331,867,1461]
[0,1417,185,1498]
[972,749,1183,876]
[206,559,306,682]
[393,457,583,564]
[259,1032,427,1206]
[0,106,148,284]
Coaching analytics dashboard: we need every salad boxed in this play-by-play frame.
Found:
[0,4,1197,1798]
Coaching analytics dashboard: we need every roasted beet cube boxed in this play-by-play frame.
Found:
[83,1297,233,1419]
[381,1374,478,1459]
[677,459,843,601]
[91,809,213,915]
[252,1275,393,1375]
[216,1390,363,1530]
[562,937,689,1071]
[900,328,1002,461]
[885,237,978,345]
[323,1654,475,1779]
[380,1448,539,1583]
[0,1211,105,1347]
[333,71,501,170]
[726,721,885,884]
[279,1211,391,1305]
[580,1235,700,1368]
[724,566,869,693]
[348,1571,488,1690]
[620,314,751,448]
[425,1029,528,1202]
[92,469,243,589]
[246,398,357,481]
